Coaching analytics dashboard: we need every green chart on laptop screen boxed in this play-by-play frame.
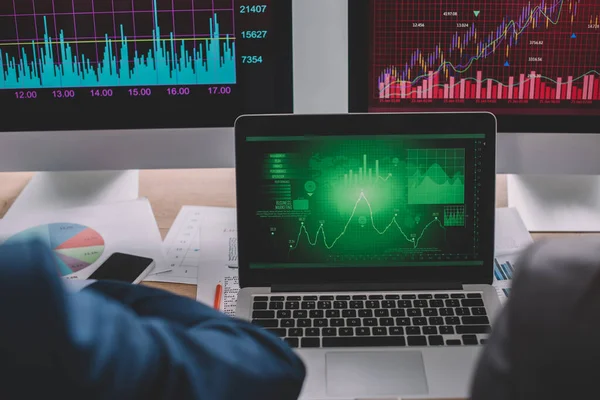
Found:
[245,134,486,268]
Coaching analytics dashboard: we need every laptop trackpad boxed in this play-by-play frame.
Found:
[326,351,428,397]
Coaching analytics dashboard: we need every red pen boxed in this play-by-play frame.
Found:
[214,282,223,310]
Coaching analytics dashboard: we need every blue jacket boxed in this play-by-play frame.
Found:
[0,240,305,399]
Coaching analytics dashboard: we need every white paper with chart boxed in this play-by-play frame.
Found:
[146,206,238,284]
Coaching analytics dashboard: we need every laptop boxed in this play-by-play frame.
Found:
[235,112,501,399]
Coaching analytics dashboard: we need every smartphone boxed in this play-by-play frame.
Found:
[88,253,155,284]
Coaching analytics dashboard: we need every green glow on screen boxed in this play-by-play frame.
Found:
[251,134,484,266]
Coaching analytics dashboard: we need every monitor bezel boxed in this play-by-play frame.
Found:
[235,112,497,288]
[348,1,600,134]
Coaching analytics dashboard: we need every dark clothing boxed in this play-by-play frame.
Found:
[0,240,305,399]
[471,238,600,400]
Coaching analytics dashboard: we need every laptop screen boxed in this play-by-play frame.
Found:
[244,133,487,269]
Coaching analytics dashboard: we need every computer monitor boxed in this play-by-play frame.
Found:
[0,0,293,171]
[348,0,600,230]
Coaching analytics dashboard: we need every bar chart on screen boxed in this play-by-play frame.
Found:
[370,0,600,112]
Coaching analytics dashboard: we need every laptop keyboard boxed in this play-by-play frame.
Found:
[251,292,491,349]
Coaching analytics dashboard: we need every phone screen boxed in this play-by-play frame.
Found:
[89,253,154,283]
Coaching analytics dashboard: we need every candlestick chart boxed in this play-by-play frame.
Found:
[370,0,600,112]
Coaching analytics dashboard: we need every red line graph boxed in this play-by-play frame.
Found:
[369,0,600,113]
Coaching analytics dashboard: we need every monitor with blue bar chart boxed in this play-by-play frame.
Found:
[0,0,293,131]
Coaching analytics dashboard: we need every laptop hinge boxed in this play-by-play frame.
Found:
[271,282,462,293]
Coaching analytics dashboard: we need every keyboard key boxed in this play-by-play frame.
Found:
[408,336,427,346]
[407,308,422,317]
[445,299,460,307]
[266,328,286,337]
[369,295,384,300]
[303,295,318,300]
[375,309,389,317]
[347,318,361,327]
[333,301,348,309]
[429,317,444,325]
[428,335,444,346]
[306,328,320,337]
[445,317,461,325]
[277,310,291,319]
[414,300,428,308]
[322,328,337,336]
[446,339,462,345]
[285,302,300,310]
[373,327,387,335]
[288,328,303,337]
[389,327,404,335]
[398,300,412,308]
[314,319,328,328]
[406,327,420,335]
[429,300,444,308]
[281,319,295,328]
[402,294,416,299]
[301,338,320,348]
[253,302,268,310]
[385,294,400,299]
[356,327,371,336]
[287,296,301,301]
[320,295,334,300]
[323,336,406,347]
[439,308,454,316]
[284,338,299,348]
[293,310,308,318]
[423,326,437,335]
[472,307,487,316]
[350,301,364,309]
[412,317,427,326]
[456,325,492,334]
[462,335,479,345]
[451,294,465,299]
[364,318,378,327]
[418,294,433,299]
[254,296,268,301]
[326,310,340,318]
[434,294,449,299]
[317,301,332,309]
[270,296,285,301]
[252,311,274,319]
[462,299,485,307]
[301,301,316,309]
[467,293,482,298]
[297,319,311,327]
[380,318,394,326]
[342,310,357,318]
[455,308,471,316]
[352,295,367,300]
[336,295,351,300]
[381,300,395,308]
[366,300,380,308]
[391,309,406,317]
[330,319,345,327]
[439,326,455,335]
[339,327,354,336]
[396,317,411,326]
[253,319,278,328]
[424,308,438,316]
[309,310,324,318]
[358,309,373,318]
[462,316,490,325]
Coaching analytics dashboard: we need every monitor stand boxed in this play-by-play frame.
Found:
[5,170,139,218]
[507,174,600,232]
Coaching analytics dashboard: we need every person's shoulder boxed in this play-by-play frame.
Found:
[514,238,600,298]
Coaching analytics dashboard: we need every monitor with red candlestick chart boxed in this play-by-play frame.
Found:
[366,0,600,115]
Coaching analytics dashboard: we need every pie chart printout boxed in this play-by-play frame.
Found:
[2,223,105,276]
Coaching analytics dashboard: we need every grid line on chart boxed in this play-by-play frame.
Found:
[407,148,465,204]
